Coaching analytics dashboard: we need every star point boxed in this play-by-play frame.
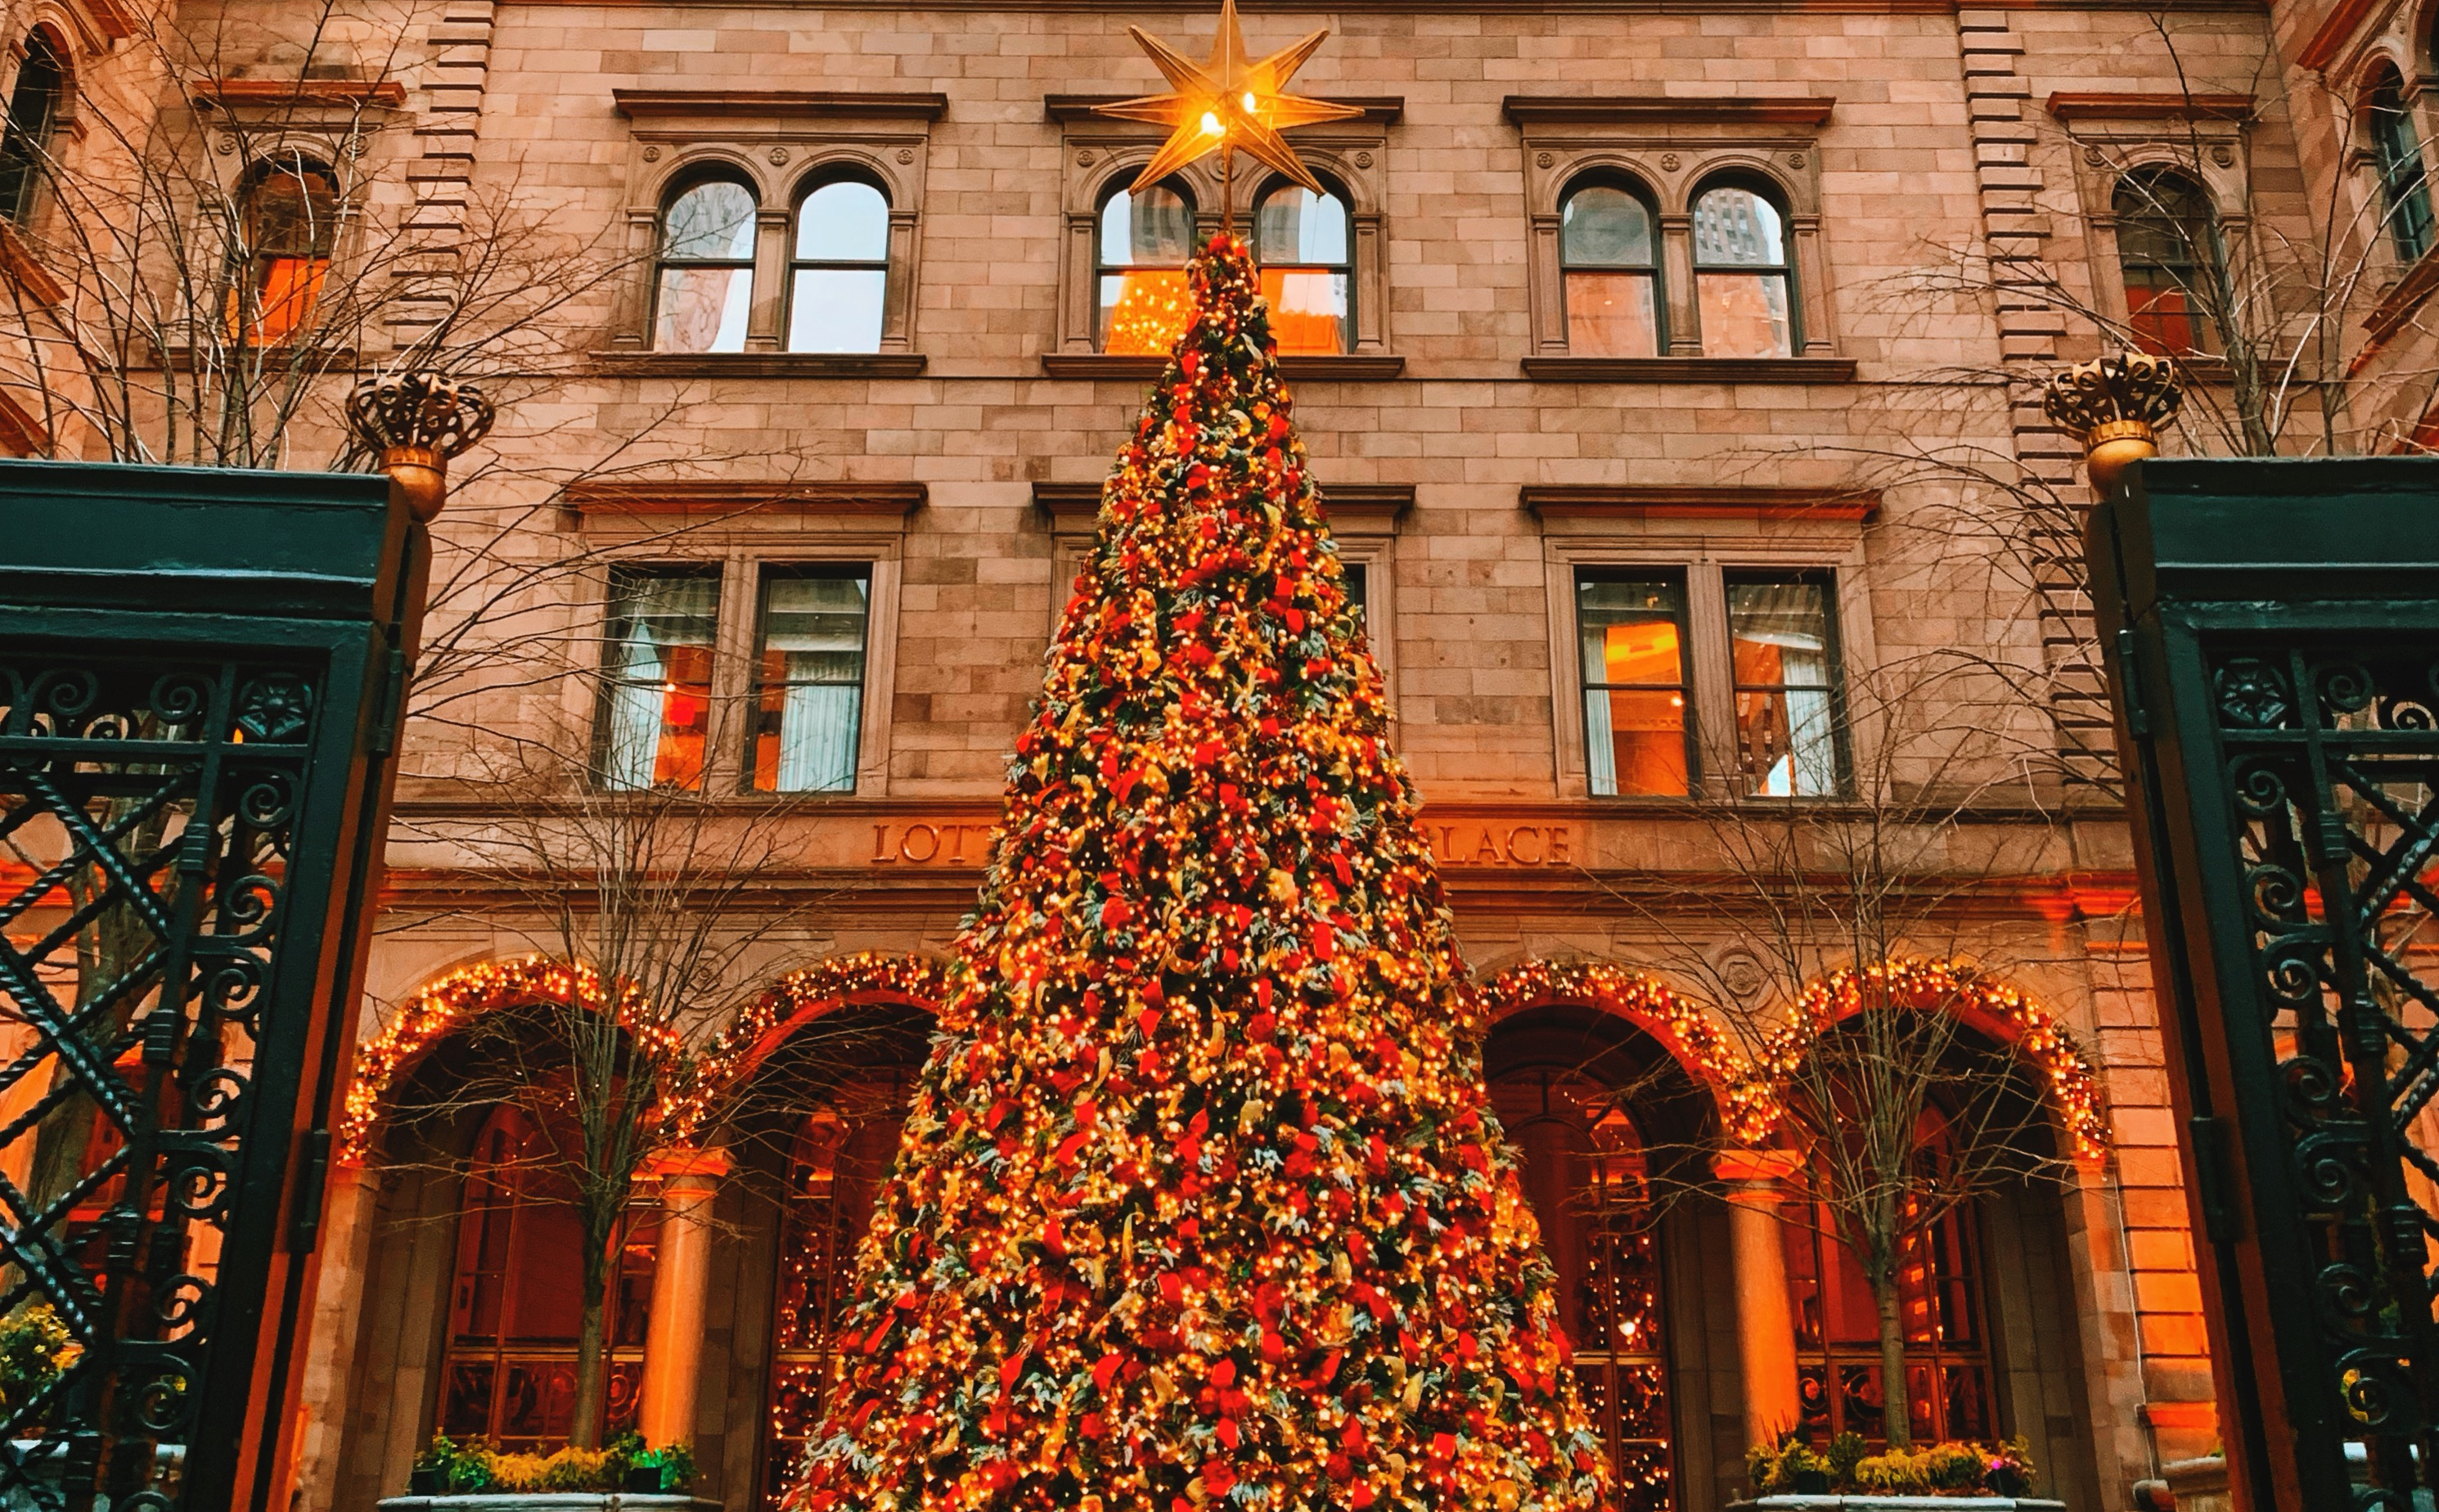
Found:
[1092,0,1364,200]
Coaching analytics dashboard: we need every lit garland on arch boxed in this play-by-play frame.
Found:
[1467,957,1775,1146]
[336,957,684,1164]
[664,952,958,1145]
[1753,958,2111,1163]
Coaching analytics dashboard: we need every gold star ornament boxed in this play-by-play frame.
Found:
[1092,0,1365,196]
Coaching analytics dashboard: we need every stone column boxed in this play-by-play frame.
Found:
[292,1160,380,1512]
[1715,1148,1802,1447]
[637,1147,731,1448]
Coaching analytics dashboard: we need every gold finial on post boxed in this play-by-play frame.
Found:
[2041,351,2184,498]
[346,371,497,523]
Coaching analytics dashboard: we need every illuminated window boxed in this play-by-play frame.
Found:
[0,29,65,227]
[233,155,340,344]
[789,179,889,353]
[2115,170,2222,357]
[1692,183,1795,359]
[439,1106,657,1451]
[1577,571,1691,798]
[1253,181,1351,354]
[654,178,757,353]
[1096,179,1197,354]
[2370,71,2434,266]
[1727,574,1844,798]
[1784,1109,1996,1448]
[1561,180,1661,358]
[749,565,870,794]
[597,566,720,790]
[1492,1067,1673,1510]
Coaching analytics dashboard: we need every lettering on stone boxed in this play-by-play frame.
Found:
[869,821,997,866]
[1428,824,1576,868]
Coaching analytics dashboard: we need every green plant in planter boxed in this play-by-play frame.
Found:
[605,1431,696,1493]
[0,1302,78,1419]
[410,1434,495,1495]
[1745,1431,2040,1499]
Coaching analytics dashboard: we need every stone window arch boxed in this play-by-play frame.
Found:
[1690,173,1798,360]
[652,172,759,354]
[0,25,68,227]
[1557,172,1664,358]
[785,172,891,354]
[2113,167,2225,356]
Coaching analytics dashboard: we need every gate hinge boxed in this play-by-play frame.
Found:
[2189,1114,2238,1244]
[2115,629,2150,738]
[368,646,408,757]
[290,1127,331,1254]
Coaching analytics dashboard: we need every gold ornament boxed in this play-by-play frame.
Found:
[2041,349,2184,497]
[1092,0,1362,203]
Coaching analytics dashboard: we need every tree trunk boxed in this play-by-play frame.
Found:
[1873,1272,1912,1452]
[567,1235,612,1450]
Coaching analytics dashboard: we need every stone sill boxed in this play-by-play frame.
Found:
[590,352,928,378]
[1728,1500,2065,1510]
[1040,353,1406,380]
[379,1496,718,1511]
[1523,355,1859,383]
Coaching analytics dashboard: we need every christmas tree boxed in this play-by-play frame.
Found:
[789,236,1612,1512]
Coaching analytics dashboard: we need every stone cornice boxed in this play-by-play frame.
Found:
[611,88,950,121]
[1033,480,1413,529]
[1046,92,1402,124]
[1522,484,1879,521]
[2044,91,2256,121]
[1502,93,1836,127]
[563,479,928,516]
[1039,353,1405,380]
[189,79,408,110]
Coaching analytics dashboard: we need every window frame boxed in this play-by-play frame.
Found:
[2369,68,2436,267]
[1542,526,1871,803]
[1557,173,1667,358]
[785,173,893,355]
[1723,568,1850,799]
[650,173,761,355]
[592,561,725,792]
[1251,173,1357,356]
[2110,167,2225,357]
[745,561,876,795]
[1689,175,1800,361]
[0,25,68,228]
[1573,566,1698,799]
[1092,174,1201,355]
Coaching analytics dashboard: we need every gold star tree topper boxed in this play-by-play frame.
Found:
[1092,0,1364,197]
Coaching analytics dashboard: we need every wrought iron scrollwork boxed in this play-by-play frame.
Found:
[2216,645,2439,1502]
[0,651,315,1509]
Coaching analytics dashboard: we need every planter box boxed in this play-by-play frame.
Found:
[1729,1500,2067,1510]
[379,1497,718,1511]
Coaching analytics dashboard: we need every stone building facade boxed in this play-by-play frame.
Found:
[14,0,2439,1503]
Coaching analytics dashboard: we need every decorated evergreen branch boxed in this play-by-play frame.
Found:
[789,236,1612,1512]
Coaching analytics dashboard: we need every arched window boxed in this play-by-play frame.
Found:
[1253,180,1352,354]
[438,1105,658,1451]
[0,29,65,227]
[1692,182,1795,359]
[2370,70,2434,265]
[788,178,889,353]
[1491,1066,1673,1510]
[1095,178,1196,354]
[1560,179,1661,358]
[1783,1106,1995,1447]
[2114,169,2222,357]
[233,155,340,344]
[654,178,757,353]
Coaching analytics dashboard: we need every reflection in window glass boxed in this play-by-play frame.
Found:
[752,568,871,793]
[1727,576,1843,797]
[1561,183,1659,358]
[598,567,720,790]
[1693,186,1793,358]
[790,180,889,353]
[2373,73,2435,265]
[2114,172,2221,357]
[655,181,756,353]
[1577,573,1690,797]
[234,156,340,344]
[1255,185,1351,353]
[0,29,64,226]
[1097,182,1197,353]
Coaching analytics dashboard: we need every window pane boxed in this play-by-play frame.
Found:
[655,265,752,353]
[1260,267,1348,354]
[754,572,870,794]
[1562,186,1653,267]
[797,180,888,261]
[663,181,758,260]
[1100,184,1195,268]
[1342,561,1367,628]
[0,34,64,225]
[248,162,341,258]
[1694,187,1785,267]
[1099,269,1193,354]
[601,569,719,790]
[1730,578,1838,797]
[1698,272,1793,358]
[1564,270,1658,358]
[1577,575,1687,799]
[1255,187,1348,264]
[2126,277,2208,357]
[789,268,887,353]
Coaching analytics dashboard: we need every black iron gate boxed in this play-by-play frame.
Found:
[0,461,421,1512]
[2092,457,2439,1512]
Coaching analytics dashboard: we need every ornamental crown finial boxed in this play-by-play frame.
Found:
[2041,351,2184,497]
[346,371,497,522]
